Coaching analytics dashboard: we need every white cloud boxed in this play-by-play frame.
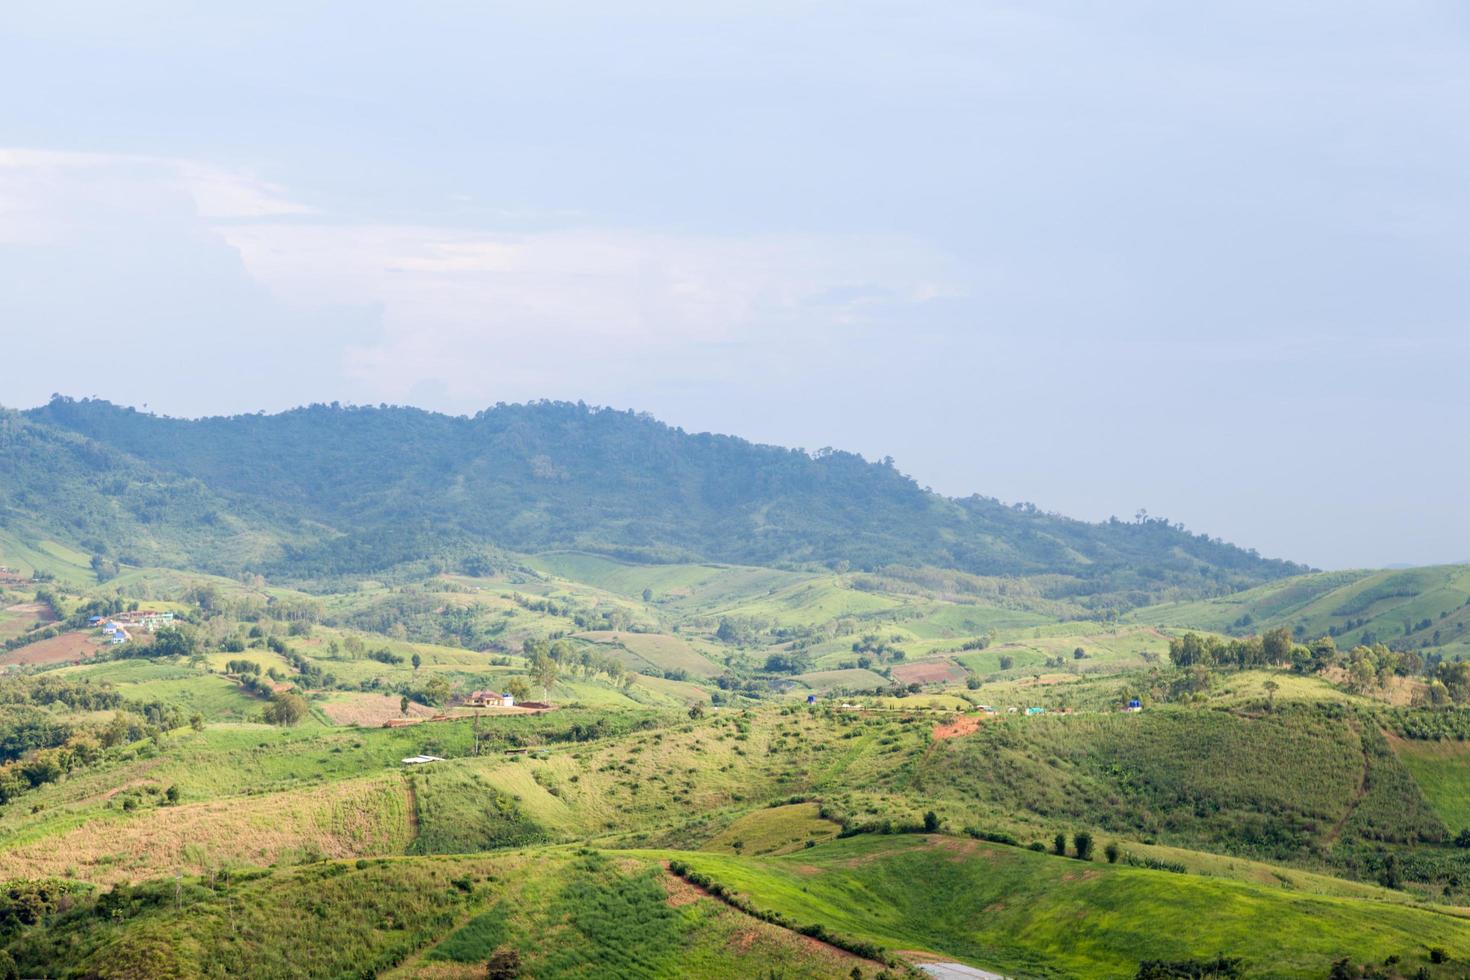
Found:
[0,146,960,412]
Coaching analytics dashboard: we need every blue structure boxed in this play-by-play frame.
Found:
[806,694,816,704]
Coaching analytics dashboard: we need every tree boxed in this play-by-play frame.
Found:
[151,625,199,659]
[530,650,559,697]
[189,713,205,732]
[923,810,940,833]
[687,703,705,720]
[1073,831,1094,861]
[400,695,410,717]
[506,677,532,702]
[1261,627,1293,665]
[263,691,308,726]
[1104,842,1120,864]
[1053,832,1067,856]
[998,655,1014,671]
[1073,647,1086,660]
[411,653,422,673]
[486,947,521,979]
[164,784,180,805]
[1262,679,1279,708]
[642,588,653,603]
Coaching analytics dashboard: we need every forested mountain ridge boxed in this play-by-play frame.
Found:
[0,408,316,572]
[13,396,1304,599]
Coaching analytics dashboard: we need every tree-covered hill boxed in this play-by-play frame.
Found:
[12,396,1303,598]
[0,409,317,574]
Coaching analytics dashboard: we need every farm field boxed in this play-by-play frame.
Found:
[0,628,100,666]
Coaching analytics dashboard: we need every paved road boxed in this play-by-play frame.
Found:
[917,963,1009,980]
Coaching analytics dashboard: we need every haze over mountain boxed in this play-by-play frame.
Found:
[4,397,1302,606]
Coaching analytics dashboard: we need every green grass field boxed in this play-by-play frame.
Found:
[1391,735,1470,833]
[661,833,1470,978]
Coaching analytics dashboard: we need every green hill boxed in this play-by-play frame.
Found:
[1135,564,1470,659]
[16,397,1303,602]
[666,833,1470,978]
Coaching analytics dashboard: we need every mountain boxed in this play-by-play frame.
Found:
[0,408,314,574]
[10,396,1304,601]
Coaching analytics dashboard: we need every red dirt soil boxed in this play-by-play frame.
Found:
[932,714,986,740]
[0,630,102,667]
[893,658,967,685]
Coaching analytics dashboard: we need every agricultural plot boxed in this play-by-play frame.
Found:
[0,601,55,642]
[575,630,724,678]
[1390,735,1470,833]
[891,658,966,686]
[528,552,805,614]
[319,692,439,726]
[791,667,888,692]
[701,801,841,856]
[0,629,100,666]
[0,773,411,885]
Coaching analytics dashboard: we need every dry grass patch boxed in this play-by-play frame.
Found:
[0,773,411,884]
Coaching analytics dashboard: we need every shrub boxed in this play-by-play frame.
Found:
[1105,842,1120,864]
[1053,833,1067,856]
[1135,955,1243,978]
[486,948,521,979]
[1073,832,1094,861]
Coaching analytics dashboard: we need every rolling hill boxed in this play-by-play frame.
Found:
[1135,564,1470,659]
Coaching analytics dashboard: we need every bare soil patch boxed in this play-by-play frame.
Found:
[0,630,102,667]
[933,714,986,740]
[0,602,56,642]
[322,693,438,727]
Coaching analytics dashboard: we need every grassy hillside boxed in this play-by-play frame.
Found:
[1135,564,1470,659]
[5,849,876,979]
[667,834,1470,978]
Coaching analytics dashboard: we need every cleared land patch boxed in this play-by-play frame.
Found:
[0,629,101,666]
[1390,734,1470,832]
[575,630,723,679]
[320,693,439,727]
[0,774,411,884]
[892,658,967,686]
[702,802,842,856]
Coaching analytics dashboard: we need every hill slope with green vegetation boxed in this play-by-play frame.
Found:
[17,396,1303,602]
[1135,564,1470,660]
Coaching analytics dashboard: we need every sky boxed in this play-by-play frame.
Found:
[1,2,1467,570]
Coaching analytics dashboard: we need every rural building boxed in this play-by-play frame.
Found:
[113,610,175,631]
[401,754,445,765]
[1125,699,1143,712]
[466,690,514,708]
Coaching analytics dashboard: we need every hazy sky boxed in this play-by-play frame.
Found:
[2,2,1467,570]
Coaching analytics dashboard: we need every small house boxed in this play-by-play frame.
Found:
[109,633,127,645]
[1125,699,1143,713]
[1025,706,1046,716]
[466,690,514,708]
